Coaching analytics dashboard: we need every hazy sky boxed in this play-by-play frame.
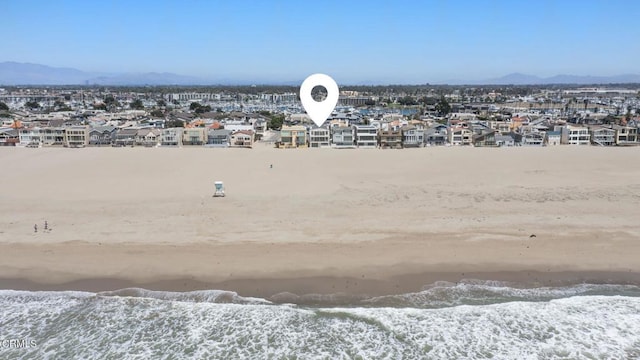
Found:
[3,0,639,83]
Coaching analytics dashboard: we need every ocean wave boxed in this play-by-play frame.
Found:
[96,288,272,305]
[362,279,640,308]
[0,292,639,359]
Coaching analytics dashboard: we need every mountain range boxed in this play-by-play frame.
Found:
[478,72,640,85]
[1,62,640,86]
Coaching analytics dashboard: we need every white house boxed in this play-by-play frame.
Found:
[353,125,377,148]
[18,128,42,146]
[309,127,331,148]
[562,125,590,145]
[161,128,183,147]
[545,131,562,146]
[230,130,253,148]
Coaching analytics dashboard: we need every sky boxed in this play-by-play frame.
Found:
[3,0,640,84]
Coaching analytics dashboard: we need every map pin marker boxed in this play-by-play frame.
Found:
[300,73,339,127]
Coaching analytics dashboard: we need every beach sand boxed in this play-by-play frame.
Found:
[0,145,639,298]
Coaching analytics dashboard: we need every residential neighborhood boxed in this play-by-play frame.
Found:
[1,85,639,149]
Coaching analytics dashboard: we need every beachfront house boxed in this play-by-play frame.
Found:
[401,125,424,147]
[611,125,638,145]
[18,128,42,146]
[161,128,183,147]
[230,130,254,148]
[206,129,231,147]
[64,126,89,148]
[589,127,616,146]
[521,132,545,146]
[135,128,161,147]
[425,124,448,146]
[495,134,515,147]
[561,125,590,145]
[89,126,117,146]
[253,119,267,141]
[41,127,66,146]
[309,127,331,148]
[182,128,207,146]
[472,130,496,147]
[353,124,377,148]
[0,128,18,146]
[331,126,355,148]
[278,125,307,148]
[545,131,562,146]
[448,126,473,146]
[114,128,138,146]
[378,129,403,149]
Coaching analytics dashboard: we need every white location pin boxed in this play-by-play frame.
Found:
[300,73,339,127]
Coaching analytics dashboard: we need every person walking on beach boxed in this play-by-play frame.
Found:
[34,224,38,233]
[44,221,48,231]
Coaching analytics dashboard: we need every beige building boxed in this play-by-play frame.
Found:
[64,126,89,148]
[135,128,161,147]
[279,126,308,148]
[611,125,638,145]
[449,126,473,146]
[230,130,254,148]
[182,128,207,146]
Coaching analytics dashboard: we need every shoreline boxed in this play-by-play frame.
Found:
[1,270,639,304]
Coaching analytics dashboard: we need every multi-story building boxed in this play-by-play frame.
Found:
[135,128,161,147]
[161,128,183,147]
[379,129,403,149]
[114,128,138,146]
[353,125,377,148]
[279,125,308,148]
[521,132,545,146]
[41,127,66,146]
[472,130,496,147]
[562,125,590,145]
[169,93,220,102]
[448,126,473,146]
[182,128,207,146]
[230,130,254,148]
[89,126,117,146]
[0,128,18,146]
[64,126,89,147]
[589,127,616,146]
[401,125,424,147]
[425,124,448,146]
[18,128,42,146]
[309,128,331,148]
[545,131,562,146]
[331,127,355,148]
[611,125,638,145]
[205,129,231,147]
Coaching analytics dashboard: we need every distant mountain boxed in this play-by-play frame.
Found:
[482,72,640,85]
[0,62,102,85]
[482,73,543,85]
[2,61,640,86]
[0,62,213,86]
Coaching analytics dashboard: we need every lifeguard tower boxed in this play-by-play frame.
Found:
[213,181,225,197]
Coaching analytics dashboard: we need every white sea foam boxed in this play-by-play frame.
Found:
[364,280,640,308]
[0,287,639,359]
[96,288,272,305]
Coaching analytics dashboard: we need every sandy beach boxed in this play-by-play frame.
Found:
[0,145,639,298]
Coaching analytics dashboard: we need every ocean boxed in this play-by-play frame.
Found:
[1,280,639,359]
